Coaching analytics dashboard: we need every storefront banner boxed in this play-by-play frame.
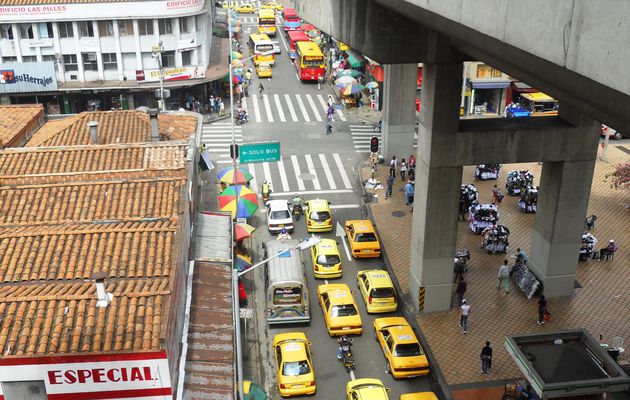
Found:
[136,66,205,83]
[28,38,53,47]
[0,0,204,21]
[0,62,57,93]
[0,351,171,399]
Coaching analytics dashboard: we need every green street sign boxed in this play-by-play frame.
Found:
[239,141,281,164]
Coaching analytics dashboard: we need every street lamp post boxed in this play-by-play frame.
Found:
[152,42,166,112]
[232,236,321,400]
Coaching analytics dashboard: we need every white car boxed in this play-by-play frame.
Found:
[266,199,293,233]
[271,41,281,54]
[601,125,626,140]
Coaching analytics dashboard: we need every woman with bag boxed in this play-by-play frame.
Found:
[400,158,408,181]
[537,295,548,325]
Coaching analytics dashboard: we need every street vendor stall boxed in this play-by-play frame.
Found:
[475,164,501,180]
[506,170,534,196]
[469,203,499,234]
[519,185,538,213]
[482,224,510,254]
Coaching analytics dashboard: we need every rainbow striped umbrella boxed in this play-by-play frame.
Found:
[341,83,365,96]
[218,185,258,219]
[234,222,256,241]
[218,166,253,185]
[235,253,252,272]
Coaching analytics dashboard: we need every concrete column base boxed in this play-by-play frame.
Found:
[409,272,453,313]
[382,63,417,160]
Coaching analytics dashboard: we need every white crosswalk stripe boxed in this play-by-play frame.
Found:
[243,93,348,123]
[252,95,261,122]
[305,94,323,122]
[201,123,243,162]
[284,94,298,122]
[273,94,286,122]
[246,153,353,194]
[294,94,310,122]
[262,94,274,122]
[349,124,418,153]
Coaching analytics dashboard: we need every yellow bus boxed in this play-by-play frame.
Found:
[520,92,559,116]
[294,41,325,81]
[258,9,277,37]
[248,33,275,66]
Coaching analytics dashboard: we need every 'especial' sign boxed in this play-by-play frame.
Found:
[0,351,172,399]
[0,0,204,21]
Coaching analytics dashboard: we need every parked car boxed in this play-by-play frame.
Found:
[601,125,626,140]
[266,199,293,233]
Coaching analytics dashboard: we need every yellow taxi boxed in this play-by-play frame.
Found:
[256,63,272,78]
[234,3,255,13]
[304,198,333,232]
[374,317,429,379]
[310,239,342,279]
[262,1,284,11]
[345,220,381,258]
[346,378,390,400]
[317,283,362,336]
[272,332,316,397]
[400,393,439,400]
[357,270,397,313]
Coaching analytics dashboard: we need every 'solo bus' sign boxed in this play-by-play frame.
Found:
[239,141,281,164]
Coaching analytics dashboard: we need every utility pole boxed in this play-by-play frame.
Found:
[152,42,167,111]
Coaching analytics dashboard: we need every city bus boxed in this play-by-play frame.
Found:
[294,41,325,81]
[287,30,310,60]
[282,8,300,31]
[258,9,277,37]
[264,240,310,325]
[248,33,275,66]
[519,92,559,116]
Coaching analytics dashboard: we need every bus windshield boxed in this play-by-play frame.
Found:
[273,287,302,305]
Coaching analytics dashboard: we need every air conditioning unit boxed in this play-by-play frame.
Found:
[69,74,78,80]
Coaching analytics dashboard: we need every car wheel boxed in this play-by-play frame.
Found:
[613,132,622,140]
[385,361,391,374]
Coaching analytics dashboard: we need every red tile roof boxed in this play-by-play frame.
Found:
[0,105,44,148]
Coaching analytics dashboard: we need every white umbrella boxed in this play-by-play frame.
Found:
[335,76,357,86]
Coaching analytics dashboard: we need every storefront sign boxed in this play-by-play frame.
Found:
[136,66,205,82]
[28,38,53,47]
[0,351,172,399]
[0,62,57,93]
[0,0,204,21]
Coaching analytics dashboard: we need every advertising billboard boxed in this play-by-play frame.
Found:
[0,62,57,93]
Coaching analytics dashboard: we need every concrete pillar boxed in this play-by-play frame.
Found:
[409,61,463,313]
[381,64,417,160]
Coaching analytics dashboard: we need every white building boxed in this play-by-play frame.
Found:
[0,0,221,112]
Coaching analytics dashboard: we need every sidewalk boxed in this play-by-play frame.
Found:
[362,144,630,390]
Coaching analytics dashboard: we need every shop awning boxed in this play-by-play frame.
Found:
[470,78,511,89]
[367,64,384,82]
[511,81,539,93]
[345,49,365,69]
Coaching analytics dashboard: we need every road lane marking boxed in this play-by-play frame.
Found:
[273,94,286,122]
[262,94,274,122]
[277,159,290,192]
[295,94,310,122]
[252,95,262,122]
[304,154,321,190]
[271,189,354,196]
[318,154,337,190]
[262,162,273,188]
[305,94,323,122]
[329,204,360,209]
[335,106,347,121]
[290,155,306,191]
[278,22,290,52]
[349,370,356,381]
[284,94,298,122]
[316,94,327,111]
[333,153,352,189]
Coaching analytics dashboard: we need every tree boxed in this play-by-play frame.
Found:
[606,162,630,189]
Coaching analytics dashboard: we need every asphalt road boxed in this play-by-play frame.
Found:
[208,12,434,400]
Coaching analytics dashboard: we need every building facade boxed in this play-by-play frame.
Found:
[0,0,216,112]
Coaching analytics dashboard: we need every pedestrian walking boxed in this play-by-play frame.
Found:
[454,258,466,283]
[218,98,225,116]
[492,184,503,204]
[409,155,416,169]
[245,70,252,84]
[455,277,466,307]
[459,300,470,334]
[327,95,334,108]
[325,114,333,135]
[480,341,492,374]
[584,214,597,230]
[208,95,215,115]
[537,295,547,325]
[458,197,467,221]
[400,158,408,181]
[258,83,265,96]
[318,74,324,90]
[385,174,394,198]
[404,180,414,207]
[389,156,397,178]
[497,259,510,293]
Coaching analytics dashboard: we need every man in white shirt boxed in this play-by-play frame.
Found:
[459,300,471,334]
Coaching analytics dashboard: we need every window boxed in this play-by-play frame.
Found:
[476,64,503,79]
[38,22,54,38]
[196,15,204,30]
[58,22,74,38]
[19,24,34,39]
[2,381,47,400]
[138,19,153,35]
[181,50,192,66]
[162,50,175,67]
[158,19,173,35]
[22,56,37,62]
[179,17,190,33]
[82,53,98,70]
[118,20,134,36]
[98,21,114,37]
[42,55,56,62]
[78,21,94,37]
[2,56,17,62]
[102,53,117,70]
[0,24,13,39]
[63,54,78,71]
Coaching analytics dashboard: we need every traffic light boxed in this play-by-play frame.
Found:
[370,136,379,153]
[230,144,239,159]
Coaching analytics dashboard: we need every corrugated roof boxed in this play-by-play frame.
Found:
[0,105,44,148]
[26,110,197,147]
[194,212,232,262]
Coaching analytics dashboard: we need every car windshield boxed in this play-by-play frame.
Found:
[271,210,290,219]
[371,287,394,298]
[331,304,357,317]
[355,232,377,242]
[309,211,331,221]
[282,360,311,376]
[394,343,423,357]
[316,254,340,265]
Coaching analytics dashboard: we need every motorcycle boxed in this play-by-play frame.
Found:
[373,120,382,133]
[340,342,355,372]
[291,203,303,221]
[261,184,270,203]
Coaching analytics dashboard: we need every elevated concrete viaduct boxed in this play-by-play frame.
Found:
[293,0,623,312]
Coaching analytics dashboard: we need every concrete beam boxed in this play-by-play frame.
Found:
[381,64,417,160]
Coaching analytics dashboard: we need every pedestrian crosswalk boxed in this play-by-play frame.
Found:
[242,93,347,123]
[239,16,259,24]
[349,125,418,153]
[201,122,243,161]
